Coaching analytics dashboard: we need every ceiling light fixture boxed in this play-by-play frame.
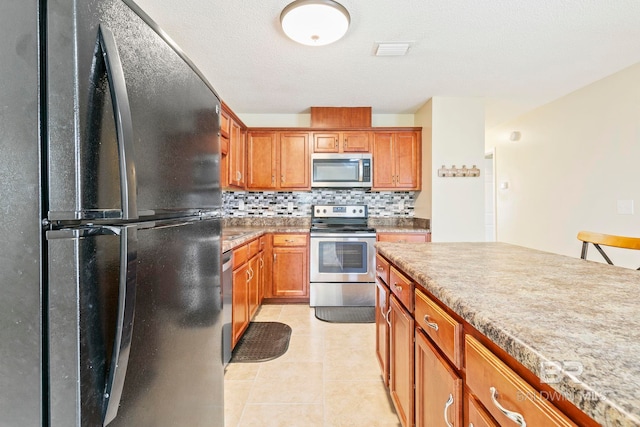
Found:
[280,0,350,46]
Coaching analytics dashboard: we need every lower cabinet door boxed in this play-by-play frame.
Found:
[389,295,414,427]
[415,329,462,427]
[232,264,249,347]
[375,279,390,387]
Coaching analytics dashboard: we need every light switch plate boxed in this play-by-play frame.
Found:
[617,199,634,215]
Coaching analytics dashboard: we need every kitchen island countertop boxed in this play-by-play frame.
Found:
[376,241,640,427]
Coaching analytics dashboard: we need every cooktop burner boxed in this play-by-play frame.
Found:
[310,204,372,233]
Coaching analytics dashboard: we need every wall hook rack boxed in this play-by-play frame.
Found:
[437,164,480,178]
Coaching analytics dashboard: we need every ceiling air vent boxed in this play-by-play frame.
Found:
[374,42,411,56]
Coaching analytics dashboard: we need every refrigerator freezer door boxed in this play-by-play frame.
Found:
[47,218,223,426]
[46,0,221,222]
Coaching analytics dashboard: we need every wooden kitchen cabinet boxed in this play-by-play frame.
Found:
[312,131,371,153]
[389,294,414,427]
[415,329,462,427]
[271,233,309,299]
[377,250,591,427]
[247,131,310,190]
[231,237,263,348]
[221,103,247,189]
[372,131,420,190]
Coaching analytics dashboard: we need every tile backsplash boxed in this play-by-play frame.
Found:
[223,189,416,217]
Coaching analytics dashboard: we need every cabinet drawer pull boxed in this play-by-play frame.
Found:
[394,283,402,293]
[285,239,295,243]
[423,314,439,331]
[444,393,454,427]
[490,387,527,426]
[377,266,384,271]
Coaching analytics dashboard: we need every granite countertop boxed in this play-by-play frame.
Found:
[375,242,640,427]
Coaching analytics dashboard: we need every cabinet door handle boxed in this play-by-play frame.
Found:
[334,138,338,148]
[344,139,348,148]
[385,307,392,327]
[272,175,275,184]
[490,387,527,426]
[444,393,454,427]
[281,174,285,183]
[259,258,264,268]
[424,314,439,331]
[273,253,277,263]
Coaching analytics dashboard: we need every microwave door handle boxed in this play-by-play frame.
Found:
[358,160,364,182]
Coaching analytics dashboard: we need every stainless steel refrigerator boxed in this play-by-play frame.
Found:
[1,0,224,425]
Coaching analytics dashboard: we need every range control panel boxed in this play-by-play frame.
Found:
[312,204,368,218]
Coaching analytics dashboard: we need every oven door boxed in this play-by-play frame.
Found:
[309,233,376,283]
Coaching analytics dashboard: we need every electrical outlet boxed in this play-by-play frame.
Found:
[617,199,634,215]
[238,200,245,211]
[288,201,294,212]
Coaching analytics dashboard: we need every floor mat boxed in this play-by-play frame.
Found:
[230,322,292,363]
[314,306,376,323]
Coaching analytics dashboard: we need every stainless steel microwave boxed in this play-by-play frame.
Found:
[311,153,372,188]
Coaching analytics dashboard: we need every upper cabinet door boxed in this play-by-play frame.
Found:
[342,131,370,152]
[394,132,420,189]
[313,132,339,153]
[247,132,277,189]
[372,132,396,188]
[279,132,310,189]
[372,131,421,190]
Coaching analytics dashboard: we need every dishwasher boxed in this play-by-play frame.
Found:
[222,250,233,367]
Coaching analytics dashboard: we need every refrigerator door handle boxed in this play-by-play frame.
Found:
[103,226,138,426]
[98,25,138,220]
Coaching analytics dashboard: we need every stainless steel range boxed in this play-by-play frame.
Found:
[309,204,376,307]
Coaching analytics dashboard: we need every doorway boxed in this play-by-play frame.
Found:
[484,150,496,242]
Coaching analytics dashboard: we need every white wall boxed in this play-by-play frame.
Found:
[429,97,486,242]
[486,63,640,268]
[414,100,433,220]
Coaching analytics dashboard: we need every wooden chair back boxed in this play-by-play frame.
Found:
[577,231,640,270]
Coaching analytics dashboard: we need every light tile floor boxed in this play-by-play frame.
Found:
[224,304,401,427]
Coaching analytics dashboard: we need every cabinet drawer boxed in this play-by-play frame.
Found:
[377,232,428,243]
[465,335,577,427]
[468,394,499,427]
[233,244,248,269]
[415,290,462,369]
[389,266,414,312]
[273,233,307,247]
[375,253,390,285]
[248,238,260,258]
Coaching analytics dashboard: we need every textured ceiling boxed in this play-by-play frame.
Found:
[131,0,640,127]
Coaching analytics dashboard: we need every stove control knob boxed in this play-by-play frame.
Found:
[352,209,356,213]
[359,209,363,213]
[323,209,327,213]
